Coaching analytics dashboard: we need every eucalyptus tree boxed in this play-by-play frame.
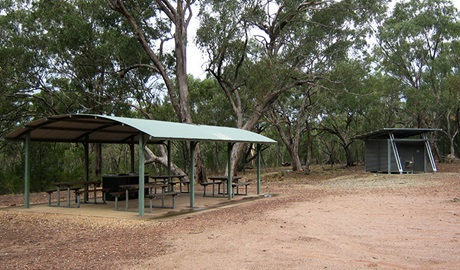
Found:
[0,0,150,120]
[437,30,460,160]
[105,0,213,181]
[440,63,460,160]
[374,0,460,159]
[361,74,407,129]
[2,0,200,184]
[196,0,387,172]
[105,0,194,123]
[316,60,376,166]
[267,84,320,172]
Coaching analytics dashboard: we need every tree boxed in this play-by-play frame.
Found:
[375,0,460,159]
[196,0,386,172]
[1,0,153,180]
[267,84,319,172]
[316,59,377,166]
[105,0,212,182]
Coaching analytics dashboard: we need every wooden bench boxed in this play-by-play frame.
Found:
[201,182,222,197]
[232,182,250,195]
[147,192,180,212]
[75,188,110,208]
[178,180,190,193]
[46,187,80,206]
[110,190,139,210]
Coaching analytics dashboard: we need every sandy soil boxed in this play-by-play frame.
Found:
[1,164,459,270]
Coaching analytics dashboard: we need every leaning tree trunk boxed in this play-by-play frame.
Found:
[108,0,206,182]
[144,145,189,181]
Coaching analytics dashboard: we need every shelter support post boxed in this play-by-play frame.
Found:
[423,133,437,172]
[84,138,90,202]
[389,133,403,174]
[138,133,146,216]
[167,141,171,187]
[387,140,391,174]
[189,141,197,208]
[256,144,261,195]
[24,133,30,208]
[130,139,135,173]
[227,143,234,200]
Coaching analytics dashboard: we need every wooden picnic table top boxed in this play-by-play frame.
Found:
[53,180,101,188]
[150,174,186,180]
[208,176,242,181]
[119,182,168,190]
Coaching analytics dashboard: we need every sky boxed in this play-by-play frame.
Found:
[186,0,460,79]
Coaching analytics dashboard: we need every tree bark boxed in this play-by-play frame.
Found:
[107,1,207,181]
[144,145,189,181]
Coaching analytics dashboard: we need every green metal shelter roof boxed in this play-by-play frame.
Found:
[4,114,276,144]
[355,128,441,140]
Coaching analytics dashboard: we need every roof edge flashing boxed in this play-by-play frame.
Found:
[4,114,277,145]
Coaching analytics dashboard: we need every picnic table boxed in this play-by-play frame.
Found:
[150,174,188,193]
[204,176,243,197]
[49,180,101,207]
[117,182,179,211]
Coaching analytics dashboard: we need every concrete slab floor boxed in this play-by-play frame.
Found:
[2,192,267,221]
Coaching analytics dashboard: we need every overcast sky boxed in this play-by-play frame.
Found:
[186,0,460,79]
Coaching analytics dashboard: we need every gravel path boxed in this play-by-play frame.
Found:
[1,165,459,269]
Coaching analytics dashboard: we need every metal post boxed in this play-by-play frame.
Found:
[138,133,145,216]
[227,143,234,200]
[189,141,196,208]
[84,139,90,202]
[387,139,391,174]
[24,133,30,208]
[257,144,261,195]
[389,133,403,174]
[130,138,135,173]
[167,141,172,191]
[423,133,437,172]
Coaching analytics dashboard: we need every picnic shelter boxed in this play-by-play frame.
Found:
[4,114,276,216]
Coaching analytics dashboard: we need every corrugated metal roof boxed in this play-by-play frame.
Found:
[355,128,441,140]
[4,114,276,144]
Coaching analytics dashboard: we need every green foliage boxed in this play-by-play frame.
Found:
[376,0,460,125]
[2,0,460,194]
[0,141,23,194]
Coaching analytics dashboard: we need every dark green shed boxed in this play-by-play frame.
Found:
[356,128,440,174]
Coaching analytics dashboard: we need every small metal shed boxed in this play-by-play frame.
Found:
[356,128,440,174]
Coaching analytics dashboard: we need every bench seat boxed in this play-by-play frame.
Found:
[178,180,190,193]
[201,182,222,197]
[147,192,180,212]
[232,182,250,195]
[46,187,80,206]
[75,188,110,207]
[110,190,138,210]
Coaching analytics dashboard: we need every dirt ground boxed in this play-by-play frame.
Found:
[0,164,459,270]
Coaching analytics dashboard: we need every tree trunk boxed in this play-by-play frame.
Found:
[344,144,354,167]
[193,144,207,183]
[290,150,303,171]
[108,1,207,181]
[144,145,189,181]
[92,143,102,180]
[304,121,313,174]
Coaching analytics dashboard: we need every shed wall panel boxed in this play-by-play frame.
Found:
[365,140,389,172]
[396,141,426,172]
[365,140,427,173]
